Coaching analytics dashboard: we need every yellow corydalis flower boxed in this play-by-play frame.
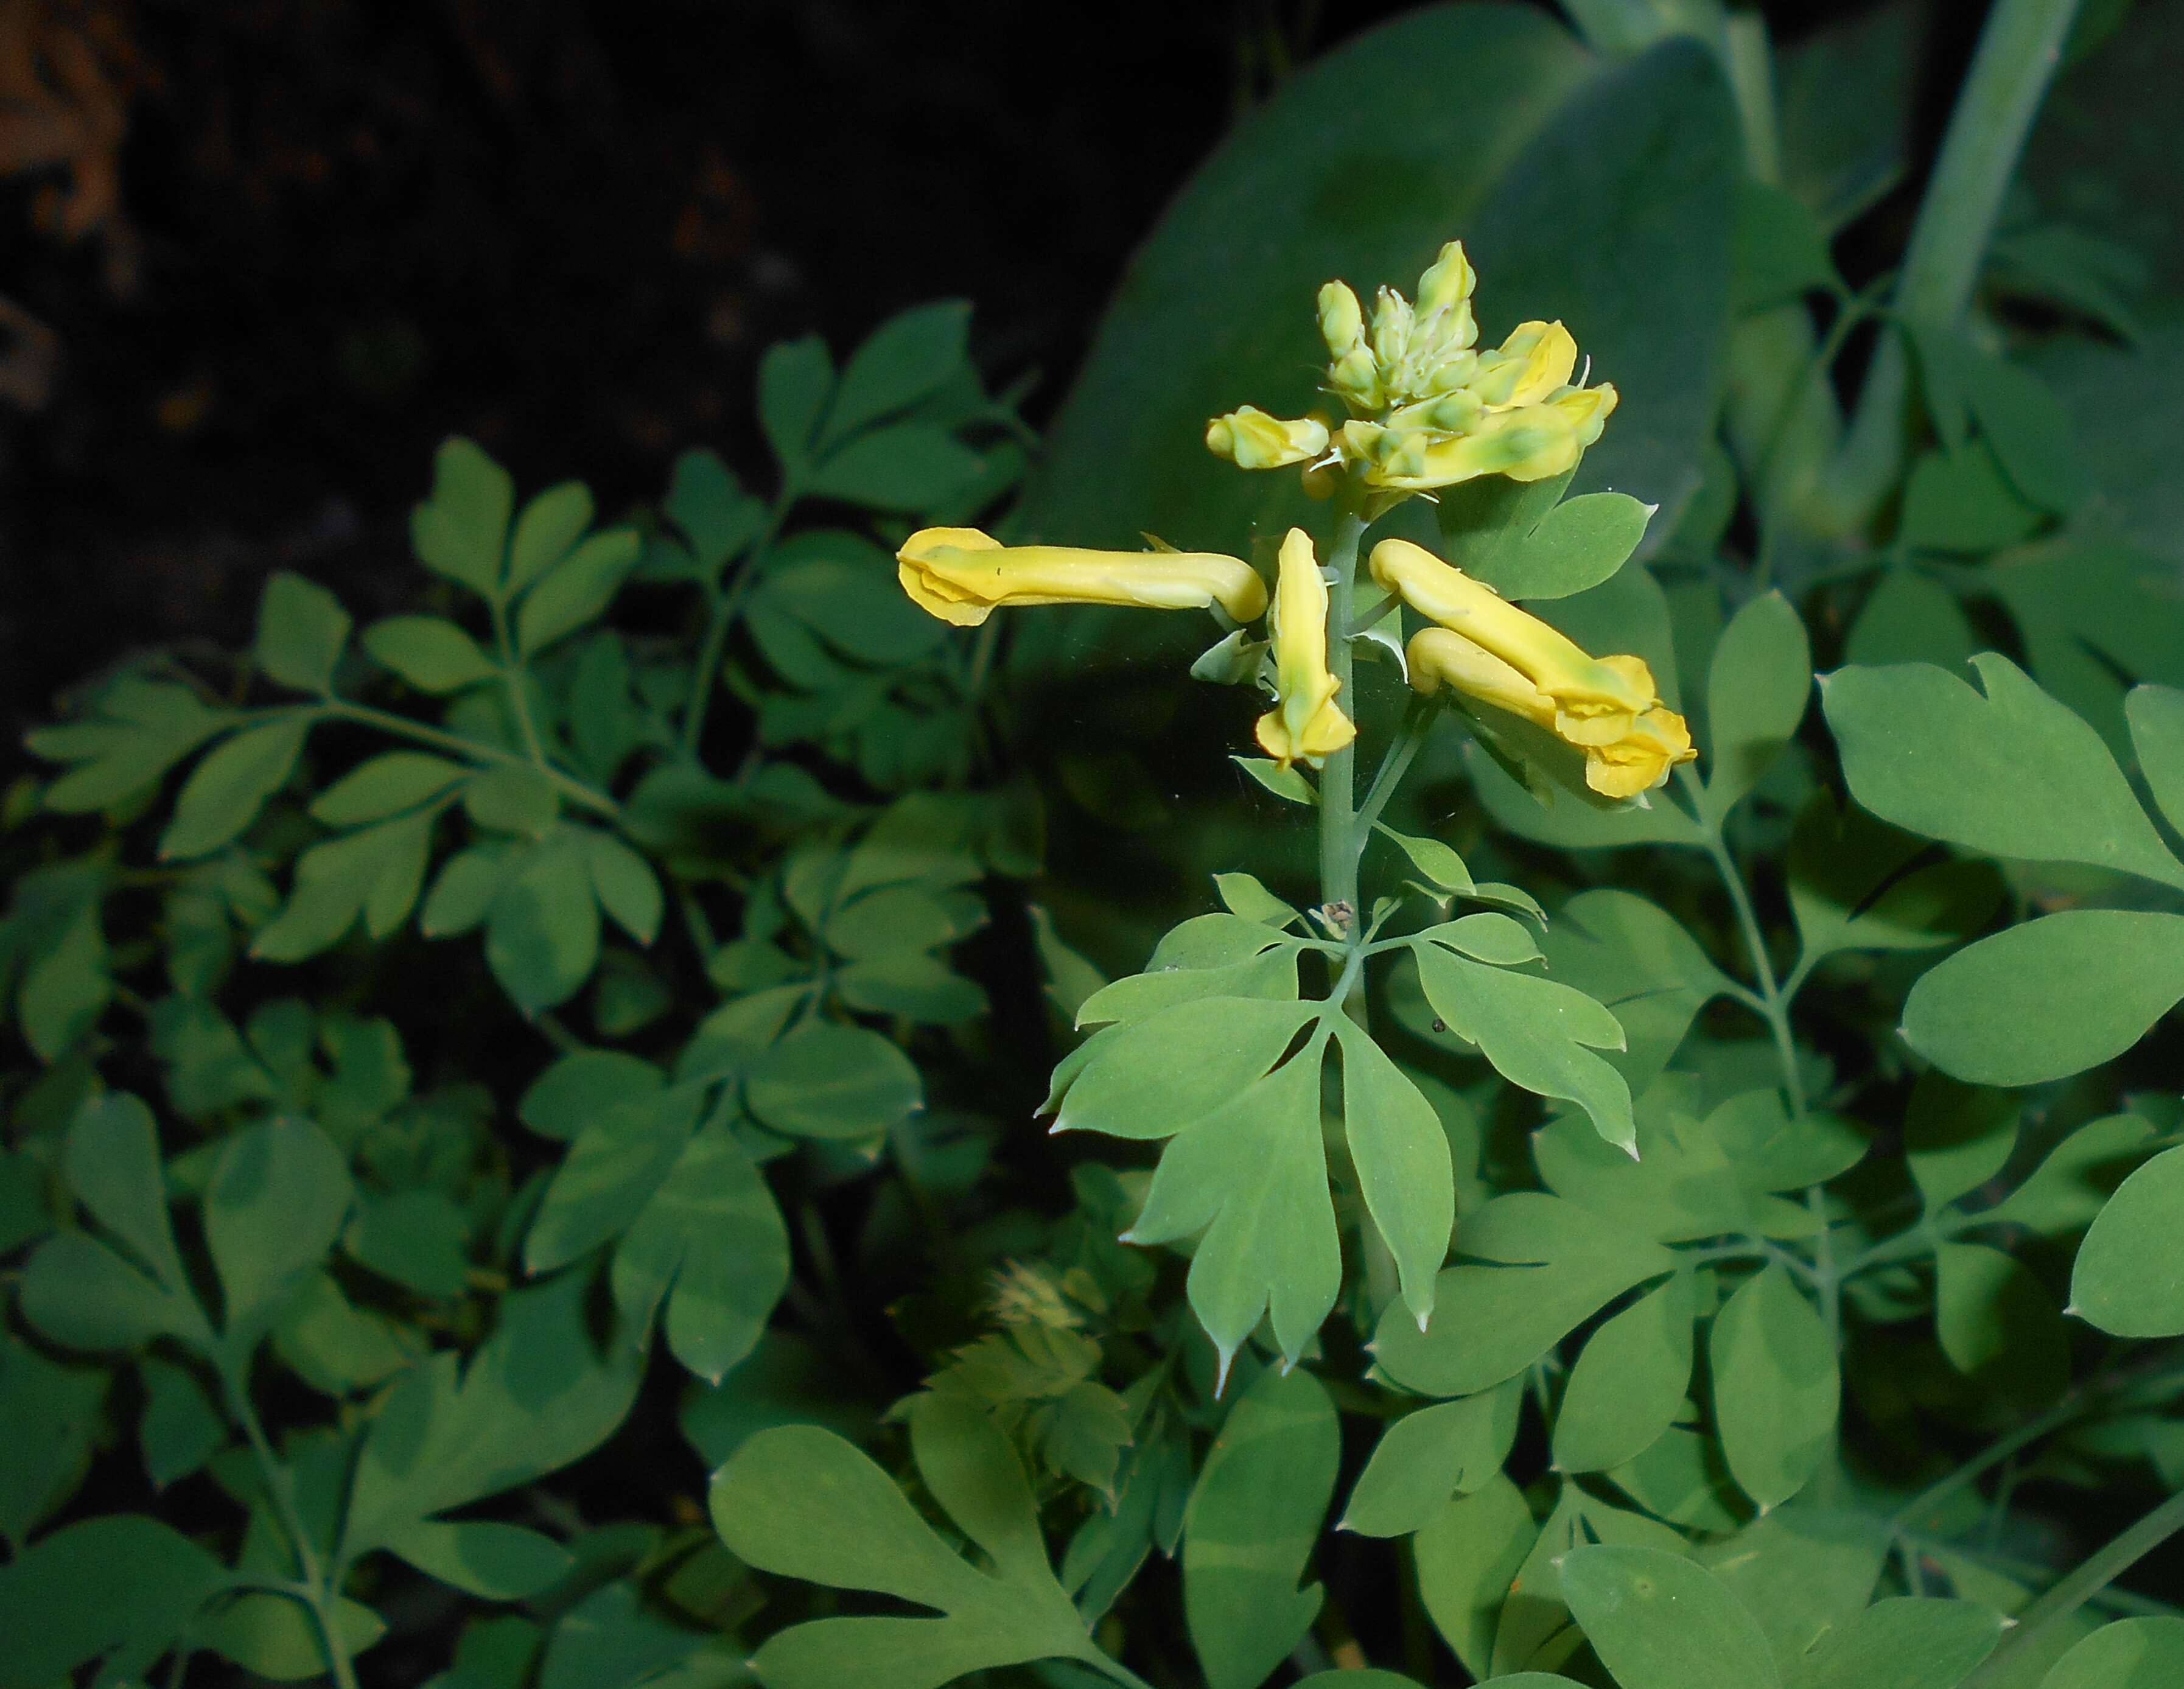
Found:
[897,527,1269,628]
[1256,528,1356,770]
[1206,239,1618,497]
[1374,537,1694,799]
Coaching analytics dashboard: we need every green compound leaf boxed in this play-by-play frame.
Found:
[1792,1596,2007,1689]
[822,299,973,447]
[1699,589,1810,826]
[1412,1475,1535,1677]
[0,1512,231,1688]
[362,615,499,693]
[1558,1544,1780,1689]
[1701,1511,1888,1677]
[1332,1017,1455,1329]
[2071,1145,2184,1338]
[253,570,352,694]
[609,1122,789,1384]
[1465,487,1654,603]
[515,528,641,658]
[412,437,515,599]
[483,833,601,1013]
[744,1020,923,1140]
[1822,655,2184,892]
[1787,795,2003,966]
[506,480,595,598]
[312,752,468,828]
[1342,1385,1521,1538]
[203,1117,355,1354]
[1902,910,2184,1087]
[0,1337,106,1547]
[2128,684,2184,836]
[2039,1618,2184,1689]
[1183,1367,1339,1689]
[1934,1241,2068,1410]
[1552,1271,1693,1474]
[710,1395,1112,1689]
[30,676,231,814]
[1412,940,1636,1153]
[1374,1194,1674,1398]
[159,715,310,861]
[1492,1482,1690,1678]
[1710,1264,1837,1511]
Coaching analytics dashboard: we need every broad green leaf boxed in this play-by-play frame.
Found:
[138,1357,226,1488]
[1846,567,1977,671]
[1374,1194,1675,1397]
[1899,442,2045,552]
[2071,1145,2184,1337]
[464,766,560,836]
[1902,911,2184,1086]
[272,1271,418,1396]
[1700,590,1810,825]
[160,716,309,859]
[1533,889,1731,1093]
[1375,824,1475,893]
[1074,945,1298,1029]
[2127,684,2184,835]
[526,1085,701,1272]
[822,301,973,445]
[586,831,663,945]
[805,423,984,510]
[709,1397,1108,1689]
[1732,179,1839,311]
[17,1233,204,1352]
[1911,326,2090,516]
[516,529,641,657]
[67,1094,189,1292]
[484,834,601,1012]
[205,1118,354,1348]
[1052,995,1319,1142]
[1184,1368,1338,1689]
[1413,942,1635,1153]
[311,752,467,827]
[1492,1483,1691,1677]
[611,1124,789,1383]
[31,677,229,813]
[0,1337,105,1547]
[506,481,595,596]
[196,1591,385,1680]
[1021,18,1735,581]
[757,336,835,472]
[363,615,497,693]
[1124,1025,1338,1371]
[1935,1241,2068,1408]
[342,1271,643,1561]
[1987,1113,2155,1236]
[252,809,439,960]
[1233,755,1316,805]
[412,438,514,597]
[1213,870,1299,927]
[1710,1264,1836,1509]
[1906,1074,2020,1212]
[6,861,111,1060]
[1553,1272,1692,1473]
[0,1513,229,1687]
[1468,489,1654,603]
[664,448,767,576]
[2040,1618,2184,1689]
[381,1519,573,1601]
[745,1021,922,1140]
[1701,1511,1888,1677]
[536,1581,707,1689]
[1333,1018,1454,1326]
[344,1189,472,1301]
[1413,1475,1535,1677]
[1787,796,2003,965]
[1794,1597,2006,1689]
[1989,547,2184,755]
[1342,1387,1520,1537]
[1559,1545,1779,1689]
[1822,656,2184,891]
[254,571,351,693]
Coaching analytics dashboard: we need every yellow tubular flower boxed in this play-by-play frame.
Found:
[897,528,1269,628]
[1586,707,1696,799]
[1370,537,1654,734]
[1255,528,1356,769]
[1205,406,1331,470]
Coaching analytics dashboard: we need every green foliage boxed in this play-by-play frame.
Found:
[12,6,2184,1689]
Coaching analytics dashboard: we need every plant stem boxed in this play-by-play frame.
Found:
[1680,767,1805,1118]
[1317,499,1371,932]
[489,600,551,770]
[682,490,796,758]
[320,700,618,817]
[1352,697,1432,848]
[220,1364,359,1689]
[1808,0,2085,536]
[1962,1486,2184,1689]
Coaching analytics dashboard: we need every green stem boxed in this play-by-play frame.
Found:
[321,700,618,818]
[1317,499,1371,931]
[682,491,796,758]
[1681,767,1805,1118]
[1352,698,1432,848]
[1809,0,2085,536]
[489,600,551,771]
[220,1365,359,1689]
[1962,1487,2184,1689]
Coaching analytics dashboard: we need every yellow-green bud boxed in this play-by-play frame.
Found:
[1317,281,1365,357]
[1419,350,1481,396]
[1205,405,1330,470]
[1415,240,1475,316]
[1328,346,1381,407]
[1370,286,1414,368]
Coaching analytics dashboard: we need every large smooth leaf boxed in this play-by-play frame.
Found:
[2071,1145,2184,1338]
[1699,590,1810,825]
[1342,1387,1519,1538]
[1558,1545,1779,1689]
[2039,1618,2184,1689]
[204,1118,355,1350]
[1710,1264,1837,1511]
[1902,911,2184,1086]
[1018,10,1735,585]
[0,1513,229,1687]
[710,1396,1111,1689]
[1822,656,2184,891]
[1184,1368,1339,1689]
[1792,1598,2006,1689]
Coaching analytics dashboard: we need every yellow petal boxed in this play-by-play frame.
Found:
[1258,528,1354,767]
[1407,628,1556,727]
[896,528,1269,626]
[1206,405,1331,470]
[1583,707,1696,798]
[1493,321,1578,409]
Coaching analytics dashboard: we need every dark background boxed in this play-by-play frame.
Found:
[0,0,1912,743]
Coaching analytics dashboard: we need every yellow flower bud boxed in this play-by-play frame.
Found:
[1469,321,1578,409]
[1370,537,1654,735]
[1415,240,1476,318]
[1318,281,1365,358]
[898,528,1269,628]
[1255,528,1355,769]
[1205,405,1331,470]
[1370,286,1415,369]
[1327,346,1382,408]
